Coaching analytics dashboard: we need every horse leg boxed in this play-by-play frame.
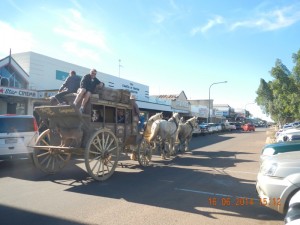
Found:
[184,139,188,152]
[169,139,175,156]
[185,137,192,152]
[160,140,166,159]
[165,140,171,158]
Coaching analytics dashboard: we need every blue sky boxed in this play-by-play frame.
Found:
[1,0,300,120]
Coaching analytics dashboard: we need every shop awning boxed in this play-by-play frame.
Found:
[137,101,173,112]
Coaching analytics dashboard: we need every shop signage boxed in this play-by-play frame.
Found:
[0,87,37,98]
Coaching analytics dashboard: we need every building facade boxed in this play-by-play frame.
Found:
[0,52,175,117]
[0,51,243,123]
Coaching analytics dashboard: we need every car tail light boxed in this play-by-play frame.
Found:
[33,118,38,132]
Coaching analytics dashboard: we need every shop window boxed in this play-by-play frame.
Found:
[0,77,8,86]
[16,102,26,115]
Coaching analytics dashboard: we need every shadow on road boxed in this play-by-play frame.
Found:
[0,127,283,223]
[0,204,86,225]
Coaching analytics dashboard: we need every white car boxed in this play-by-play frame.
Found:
[192,123,202,136]
[208,123,219,133]
[285,190,300,224]
[276,128,300,142]
[276,125,300,137]
[229,122,237,131]
[256,151,300,214]
[0,115,39,160]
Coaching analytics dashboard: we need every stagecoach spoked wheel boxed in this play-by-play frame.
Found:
[137,138,152,167]
[33,129,71,174]
[84,128,119,181]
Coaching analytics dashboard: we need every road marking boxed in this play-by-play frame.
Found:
[222,169,257,175]
[175,188,260,201]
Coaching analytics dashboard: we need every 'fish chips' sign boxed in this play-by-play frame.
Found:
[0,87,37,98]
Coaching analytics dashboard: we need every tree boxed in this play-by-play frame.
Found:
[256,56,300,125]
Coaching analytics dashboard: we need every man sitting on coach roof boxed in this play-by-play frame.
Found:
[54,70,80,105]
[73,68,104,114]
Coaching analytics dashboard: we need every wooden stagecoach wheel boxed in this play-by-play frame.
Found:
[84,128,119,181]
[33,129,71,174]
[137,138,152,167]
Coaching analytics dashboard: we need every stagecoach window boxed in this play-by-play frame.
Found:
[105,106,115,123]
[117,109,125,123]
[91,105,104,122]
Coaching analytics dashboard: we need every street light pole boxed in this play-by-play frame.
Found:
[118,59,123,78]
[207,81,228,123]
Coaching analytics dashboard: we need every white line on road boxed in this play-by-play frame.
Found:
[175,187,260,201]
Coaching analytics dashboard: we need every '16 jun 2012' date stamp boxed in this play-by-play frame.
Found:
[208,197,281,207]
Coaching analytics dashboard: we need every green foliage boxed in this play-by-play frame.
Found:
[256,51,300,124]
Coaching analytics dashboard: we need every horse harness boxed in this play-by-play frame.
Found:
[170,116,178,129]
[168,116,179,136]
[187,121,195,137]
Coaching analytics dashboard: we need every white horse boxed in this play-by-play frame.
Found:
[143,112,163,142]
[149,112,180,159]
[130,112,163,161]
[176,116,197,152]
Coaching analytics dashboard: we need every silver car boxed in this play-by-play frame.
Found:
[256,151,300,214]
[0,115,39,160]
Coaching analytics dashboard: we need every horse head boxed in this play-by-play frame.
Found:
[179,117,185,124]
[148,112,163,122]
[172,112,180,123]
[187,116,198,129]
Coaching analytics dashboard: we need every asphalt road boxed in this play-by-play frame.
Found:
[0,128,284,225]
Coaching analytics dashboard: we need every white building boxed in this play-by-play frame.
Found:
[0,51,174,115]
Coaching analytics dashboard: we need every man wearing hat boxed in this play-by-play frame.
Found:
[130,94,141,161]
[55,70,80,105]
[130,94,140,117]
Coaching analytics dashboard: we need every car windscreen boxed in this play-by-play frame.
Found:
[0,117,35,133]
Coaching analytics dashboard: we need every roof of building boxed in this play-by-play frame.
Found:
[213,104,231,108]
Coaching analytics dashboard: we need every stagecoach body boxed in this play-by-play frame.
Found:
[32,87,152,181]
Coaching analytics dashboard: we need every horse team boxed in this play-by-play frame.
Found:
[143,112,198,159]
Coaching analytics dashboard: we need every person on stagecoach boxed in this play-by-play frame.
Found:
[54,70,80,105]
[73,68,105,114]
[117,109,125,123]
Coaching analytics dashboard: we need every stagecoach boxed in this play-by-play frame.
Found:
[32,87,153,181]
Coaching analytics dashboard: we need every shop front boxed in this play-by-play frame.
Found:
[0,86,37,115]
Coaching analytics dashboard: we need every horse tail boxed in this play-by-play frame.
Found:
[149,121,160,142]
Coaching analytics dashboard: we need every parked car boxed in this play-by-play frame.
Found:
[285,190,300,224]
[260,140,300,163]
[277,132,300,142]
[200,123,212,134]
[215,123,225,132]
[276,127,300,142]
[208,123,219,133]
[223,122,232,132]
[229,122,237,131]
[234,122,242,130]
[256,151,300,214]
[241,123,255,132]
[276,124,300,136]
[0,115,39,160]
[215,123,223,132]
[192,123,202,136]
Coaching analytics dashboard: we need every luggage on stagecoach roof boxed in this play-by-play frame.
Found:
[95,86,131,104]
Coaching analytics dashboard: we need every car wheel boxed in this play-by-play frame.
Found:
[285,190,300,224]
